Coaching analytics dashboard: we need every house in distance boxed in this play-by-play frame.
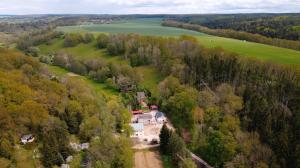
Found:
[21,134,35,144]
[130,123,144,137]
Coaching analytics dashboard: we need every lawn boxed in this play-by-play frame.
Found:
[57,18,300,66]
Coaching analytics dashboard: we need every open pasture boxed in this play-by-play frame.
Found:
[57,18,300,66]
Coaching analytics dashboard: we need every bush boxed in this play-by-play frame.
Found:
[39,55,52,64]
[83,33,94,43]
[27,47,40,57]
[105,78,117,89]
[0,139,13,159]
[107,43,118,55]
[63,34,83,47]
[96,34,109,49]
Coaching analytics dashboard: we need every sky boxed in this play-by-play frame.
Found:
[0,0,299,15]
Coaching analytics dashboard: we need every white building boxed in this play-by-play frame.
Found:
[81,143,89,150]
[155,112,167,124]
[21,134,35,144]
[130,123,144,138]
[70,142,89,151]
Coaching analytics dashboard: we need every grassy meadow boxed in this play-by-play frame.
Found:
[39,39,164,94]
[57,18,204,36]
[57,18,300,66]
[196,36,300,66]
[45,63,119,98]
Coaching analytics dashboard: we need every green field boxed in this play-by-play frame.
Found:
[196,36,300,66]
[57,18,300,66]
[57,18,204,36]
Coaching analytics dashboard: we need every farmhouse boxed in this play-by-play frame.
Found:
[21,134,35,144]
[137,114,154,124]
[130,123,144,137]
[70,142,90,151]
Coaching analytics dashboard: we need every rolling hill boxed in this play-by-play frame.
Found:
[57,18,300,66]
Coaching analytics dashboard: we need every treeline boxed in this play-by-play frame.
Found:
[0,14,122,35]
[166,14,300,41]
[0,16,78,34]
[162,20,300,51]
[94,33,299,167]
[16,29,62,56]
[0,49,133,168]
[0,20,51,33]
[0,16,80,48]
[41,51,140,93]
[63,33,94,47]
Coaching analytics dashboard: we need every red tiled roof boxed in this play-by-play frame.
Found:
[150,105,158,109]
[132,110,143,115]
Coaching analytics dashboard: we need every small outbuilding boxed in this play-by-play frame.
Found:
[150,105,158,111]
[70,142,89,151]
[80,143,89,150]
[155,112,167,124]
[130,123,144,137]
[137,92,146,102]
[21,134,35,144]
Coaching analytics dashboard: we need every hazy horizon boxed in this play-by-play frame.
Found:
[0,0,299,15]
[1,12,300,16]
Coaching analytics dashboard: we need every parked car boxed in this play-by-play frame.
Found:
[150,138,158,145]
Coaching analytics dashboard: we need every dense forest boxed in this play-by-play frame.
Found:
[166,14,300,41]
[84,33,299,168]
[0,48,133,167]
[15,26,300,167]
[163,20,300,51]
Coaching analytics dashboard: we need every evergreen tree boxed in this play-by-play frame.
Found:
[159,123,172,154]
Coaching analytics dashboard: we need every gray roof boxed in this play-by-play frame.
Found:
[21,134,33,140]
[138,114,152,120]
[155,112,165,118]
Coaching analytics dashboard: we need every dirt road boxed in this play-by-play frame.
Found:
[134,150,163,168]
